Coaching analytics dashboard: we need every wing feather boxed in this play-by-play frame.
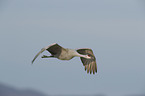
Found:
[77,48,97,74]
[85,65,88,71]
[46,43,63,55]
[90,62,93,74]
[32,48,46,64]
[87,64,90,73]
[93,63,95,74]
[32,43,62,64]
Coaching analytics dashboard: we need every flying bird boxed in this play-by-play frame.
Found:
[32,43,97,74]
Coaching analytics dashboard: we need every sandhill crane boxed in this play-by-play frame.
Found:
[32,43,97,74]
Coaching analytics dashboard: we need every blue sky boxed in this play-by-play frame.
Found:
[0,0,145,96]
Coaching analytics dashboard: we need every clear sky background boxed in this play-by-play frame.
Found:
[0,0,145,96]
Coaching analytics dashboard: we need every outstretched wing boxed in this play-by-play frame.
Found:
[77,48,97,74]
[46,43,62,55]
[31,43,62,64]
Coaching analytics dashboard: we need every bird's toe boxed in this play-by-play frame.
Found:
[41,55,47,58]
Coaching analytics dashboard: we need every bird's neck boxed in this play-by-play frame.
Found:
[75,52,88,59]
[68,49,88,59]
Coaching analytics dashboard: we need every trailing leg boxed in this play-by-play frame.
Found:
[41,55,54,58]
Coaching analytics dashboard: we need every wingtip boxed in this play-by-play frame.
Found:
[51,43,58,45]
[31,59,35,64]
[31,61,34,64]
[89,68,97,75]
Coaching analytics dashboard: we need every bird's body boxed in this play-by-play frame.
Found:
[32,43,97,74]
[56,49,76,60]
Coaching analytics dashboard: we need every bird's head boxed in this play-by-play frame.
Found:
[85,54,95,59]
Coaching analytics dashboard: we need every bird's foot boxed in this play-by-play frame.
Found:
[41,55,49,58]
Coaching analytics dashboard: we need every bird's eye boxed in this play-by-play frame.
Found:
[88,54,91,57]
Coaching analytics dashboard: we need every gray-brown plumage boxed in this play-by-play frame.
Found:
[32,43,97,74]
[77,48,97,74]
